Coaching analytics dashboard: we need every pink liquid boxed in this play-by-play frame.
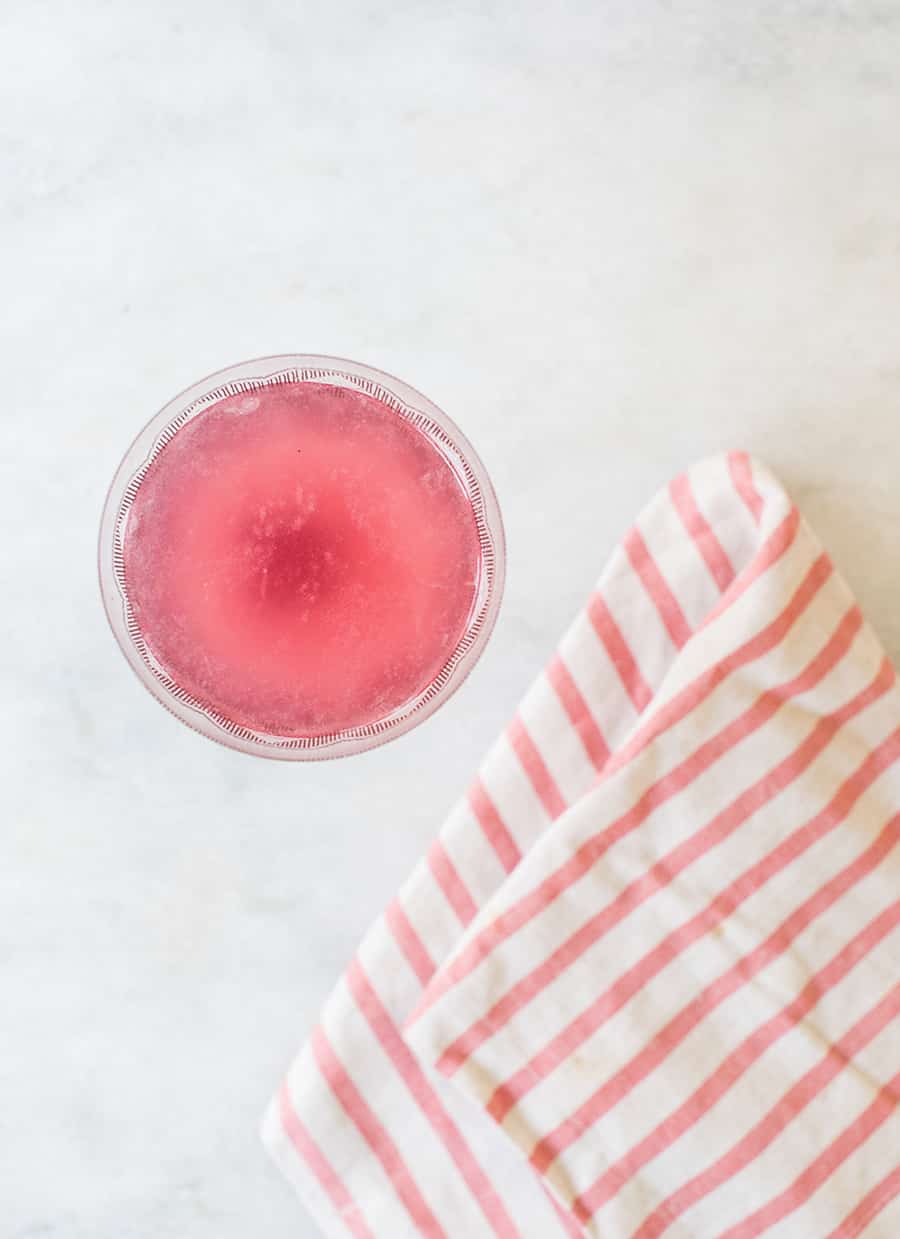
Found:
[123,381,481,737]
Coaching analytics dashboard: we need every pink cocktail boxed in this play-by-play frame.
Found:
[99,357,504,758]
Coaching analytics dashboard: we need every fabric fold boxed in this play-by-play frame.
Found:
[265,453,900,1238]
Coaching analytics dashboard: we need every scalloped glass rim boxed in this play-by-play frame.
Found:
[98,354,506,760]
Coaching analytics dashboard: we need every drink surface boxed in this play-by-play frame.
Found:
[123,381,481,737]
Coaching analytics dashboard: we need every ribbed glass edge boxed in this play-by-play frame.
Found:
[98,354,506,760]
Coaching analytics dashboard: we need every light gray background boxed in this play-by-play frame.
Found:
[4,3,900,1236]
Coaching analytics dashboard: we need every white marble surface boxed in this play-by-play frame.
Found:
[4,2,900,1235]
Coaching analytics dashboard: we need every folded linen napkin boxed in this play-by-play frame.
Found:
[264,454,900,1238]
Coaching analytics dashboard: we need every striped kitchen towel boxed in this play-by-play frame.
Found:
[263,454,900,1238]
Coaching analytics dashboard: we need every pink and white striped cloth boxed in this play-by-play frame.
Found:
[263,453,900,1238]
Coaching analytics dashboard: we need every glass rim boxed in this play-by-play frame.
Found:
[98,353,506,760]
